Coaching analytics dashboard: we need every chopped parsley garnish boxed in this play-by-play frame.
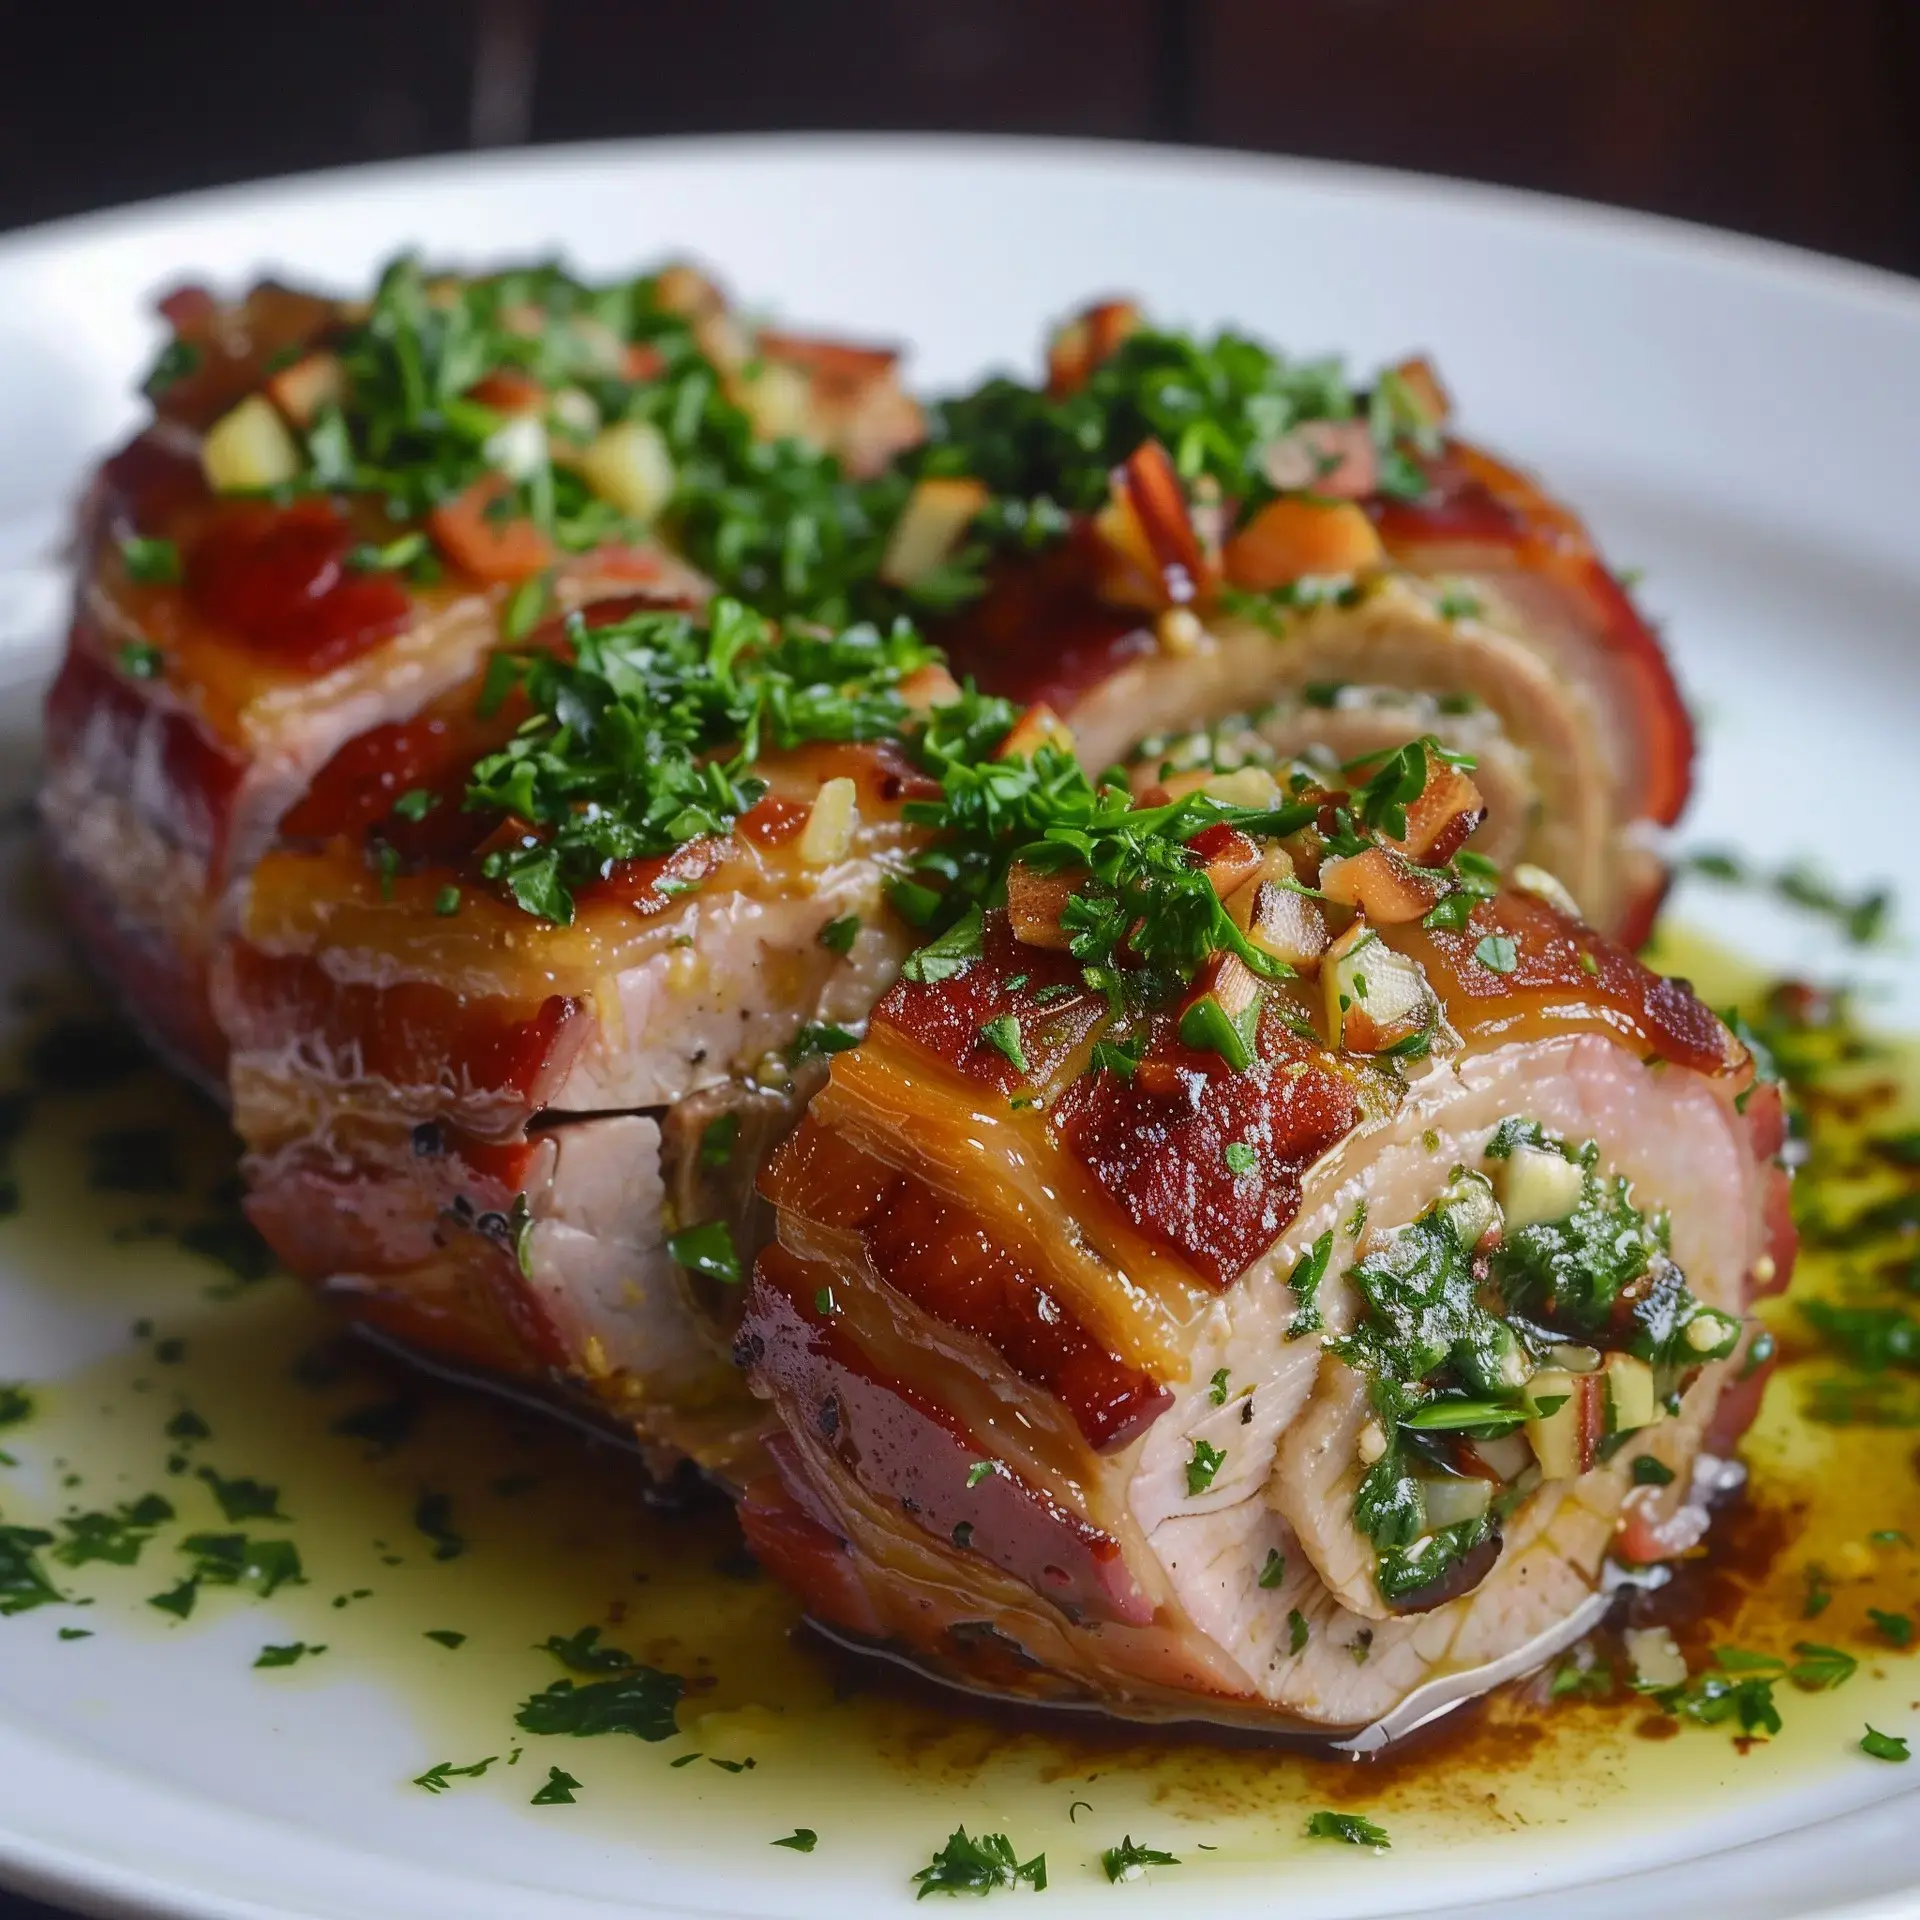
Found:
[697,1112,740,1170]
[819,914,862,955]
[465,599,935,924]
[197,1469,283,1523]
[977,1014,1029,1076]
[0,1523,62,1615]
[176,1531,304,1598]
[254,1642,325,1668]
[1304,1810,1390,1849]
[1102,1837,1179,1882]
[900,907,984,984]
[531,1766,583,1804]
[915,320,1428,602]
[515,1666,684,1741]
[414,1755,497,1793]
[539,1624,636,1672]
[666,1220,741,1286]
[912,1828,1047,1898]
[1869,1608,1913,1648]
[1862,1726,1911,1762]
[1683,849,1892,947]
[1288,1608,1310,1654]
[1208,1368,1231,1405]
[1473,932,1518,975]
[0,1385,31,1429]
[1185,1439,1226,1496]
[1645,1644,1853,1738]
[53,1493,173,1566]
[788,1023,861,1062]
[773,1828,819,1852]
[424,1629,467,1649]
[1325,1129,1729,1608]
[1224,1141,1258,1178]
[1285,1231,1334,1339]
[119,536,182,584]
[1257,1548,1287,1589]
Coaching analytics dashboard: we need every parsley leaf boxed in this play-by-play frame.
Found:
[540,1624,637,1672]
[0,1524,63,1614]
[977,1013,1029,1076]
[912,1828,1047,1898]
[1102,1836,1179,1882]
[515,1667,684,1740]
[666,1221,741,1286]
[1186,1439,1226,1496]
[1305,1810,1390,1848]
[255,1641,325,1668]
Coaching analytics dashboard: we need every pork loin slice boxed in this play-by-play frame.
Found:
[214,605,938,1473]
[740,766,1791,1737]
[41,263,919,1086]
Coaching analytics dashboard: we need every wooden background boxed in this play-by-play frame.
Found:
[1,0,1917,269]
[0,0,1914,1915]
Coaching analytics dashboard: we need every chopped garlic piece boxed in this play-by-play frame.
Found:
[1624,1626,1688,1689]
[798,777,858,865]
[201,395,300,492]
[580,419,675,522]
[484,412,549,481]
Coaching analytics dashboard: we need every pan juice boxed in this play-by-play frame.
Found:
[1,925,1916,1896]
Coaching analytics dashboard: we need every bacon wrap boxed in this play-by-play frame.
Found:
[742,869,1789,1733]
[209,603,932,1475]
[39,273,919,1088]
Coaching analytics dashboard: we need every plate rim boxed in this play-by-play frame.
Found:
[3,128,1919,333]
[3,127,1919,1920]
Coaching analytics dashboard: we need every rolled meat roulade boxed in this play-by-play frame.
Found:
[42,257,918,1087]
[886,302,1690,946]
[214,595,952,1476]
[738,732,1789,1738]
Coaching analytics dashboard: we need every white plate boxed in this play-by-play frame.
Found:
[1,134,1917,1920]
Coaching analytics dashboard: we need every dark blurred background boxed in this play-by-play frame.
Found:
[0,2,1913,1915]
[2,0,1918,271]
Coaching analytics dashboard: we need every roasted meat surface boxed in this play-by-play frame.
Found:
[41,262,919,1087]
[41,270,1766,1739]
[886,307,1687,945]
[739,750,1789,1737]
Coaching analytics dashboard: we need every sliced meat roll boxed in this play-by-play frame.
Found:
[888,305,1689,945]
[42,258,919,1086]
[214,599,949,1476]
[739,743,1790,1738]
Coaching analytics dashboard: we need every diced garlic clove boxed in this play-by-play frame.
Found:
[1624,1626,1688,1690]
[201,394,301,492]
[579,420,676,522]
[483,412,549,482]
[1512,861,1583,919]
[797,777,858,866]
